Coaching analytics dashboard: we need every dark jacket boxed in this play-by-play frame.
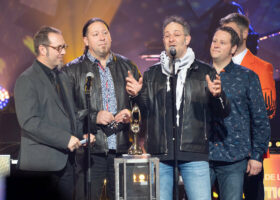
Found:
[136,59,230,158]
[64,53,141,154]
[14,61,78,171]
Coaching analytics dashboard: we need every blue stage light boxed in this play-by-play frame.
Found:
[0,86,9,110]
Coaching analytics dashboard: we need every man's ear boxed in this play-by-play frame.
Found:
[231,44,238,55]
[243,28,249,41]
[185,35,191,46]
[38,45,47,56]
[83,37,89,46]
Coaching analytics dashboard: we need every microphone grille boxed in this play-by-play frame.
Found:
[170,47,176,57]
[86,72,94,78]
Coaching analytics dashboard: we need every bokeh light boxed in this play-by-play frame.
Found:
[0,86,10,110]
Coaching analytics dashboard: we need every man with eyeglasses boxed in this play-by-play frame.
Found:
[126,15,230,200]
[14,26,95,200]
[64,18,141,200]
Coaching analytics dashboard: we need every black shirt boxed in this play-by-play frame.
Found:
[36,60,56,84]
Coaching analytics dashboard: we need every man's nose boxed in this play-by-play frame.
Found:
[169,35,175,42]
[99,33,106,40]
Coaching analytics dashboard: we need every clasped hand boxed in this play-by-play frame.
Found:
[96,109,131,125]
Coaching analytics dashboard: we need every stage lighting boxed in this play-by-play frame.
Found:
[213,191,218,198]
[269,140,280,153]
[22,35,35,55]
[0,86,9,110]
[133,173,147,183]
[275,141,280,148]
[140,54,160,61]
[269,141,272,147]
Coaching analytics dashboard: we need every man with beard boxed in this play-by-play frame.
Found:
[64,18,141,199]
[14,26,95,200]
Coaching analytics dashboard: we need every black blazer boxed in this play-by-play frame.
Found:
[14,60,78,171]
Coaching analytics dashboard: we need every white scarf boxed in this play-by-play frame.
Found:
[160,47,195,126]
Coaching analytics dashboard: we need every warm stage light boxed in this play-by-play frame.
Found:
[0,86,9,110]
[0,58,6,74]
[275,141,280,148]
[140,54,160,61]
[133,173,147,183]
[139,174,146,182]
[269,141,272,147]
[22,35,35,55]
[213,191,218,198]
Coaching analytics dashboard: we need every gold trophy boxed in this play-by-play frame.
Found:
[128,104,143,155]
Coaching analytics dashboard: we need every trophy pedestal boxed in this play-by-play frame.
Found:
[114,155,159,200]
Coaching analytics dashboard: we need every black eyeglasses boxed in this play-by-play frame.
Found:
[43,44,68,53]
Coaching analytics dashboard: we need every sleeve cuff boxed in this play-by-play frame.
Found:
[251,151,264,162]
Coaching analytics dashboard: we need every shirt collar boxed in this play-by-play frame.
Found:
[36,59,52,75]
[232,48,248,65]
[221,60,235,73]
[86,50,113,65]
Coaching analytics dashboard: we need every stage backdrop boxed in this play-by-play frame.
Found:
[264,154,280,200]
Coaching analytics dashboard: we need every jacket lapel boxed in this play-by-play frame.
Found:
[58,71,77,132]
[33,62,68,117]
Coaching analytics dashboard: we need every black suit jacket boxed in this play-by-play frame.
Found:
[14,60,78,171]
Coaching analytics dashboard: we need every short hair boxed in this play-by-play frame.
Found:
[162,15,191,36]
[220,13,250,31]
[82,17,110,37]
[33,26,62,56]
[216,26,240,47]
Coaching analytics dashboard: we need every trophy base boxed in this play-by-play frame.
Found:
[122,153,151,159]
[127,144,143,155]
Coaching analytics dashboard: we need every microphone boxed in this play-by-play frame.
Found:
[169,47,176,75]
[85,72,94,94]
[170,47,176,58]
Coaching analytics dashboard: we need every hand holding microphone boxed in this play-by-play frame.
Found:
[80,134,96,146]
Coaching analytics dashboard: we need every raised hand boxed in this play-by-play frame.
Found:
[126,71,143,96]
[206,74,221,97]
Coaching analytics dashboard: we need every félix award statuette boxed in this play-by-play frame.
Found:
[128,105,143,155]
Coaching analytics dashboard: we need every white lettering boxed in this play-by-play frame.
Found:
[277,174,280,181]
[264,187,280,199]
[265,174,276,181]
